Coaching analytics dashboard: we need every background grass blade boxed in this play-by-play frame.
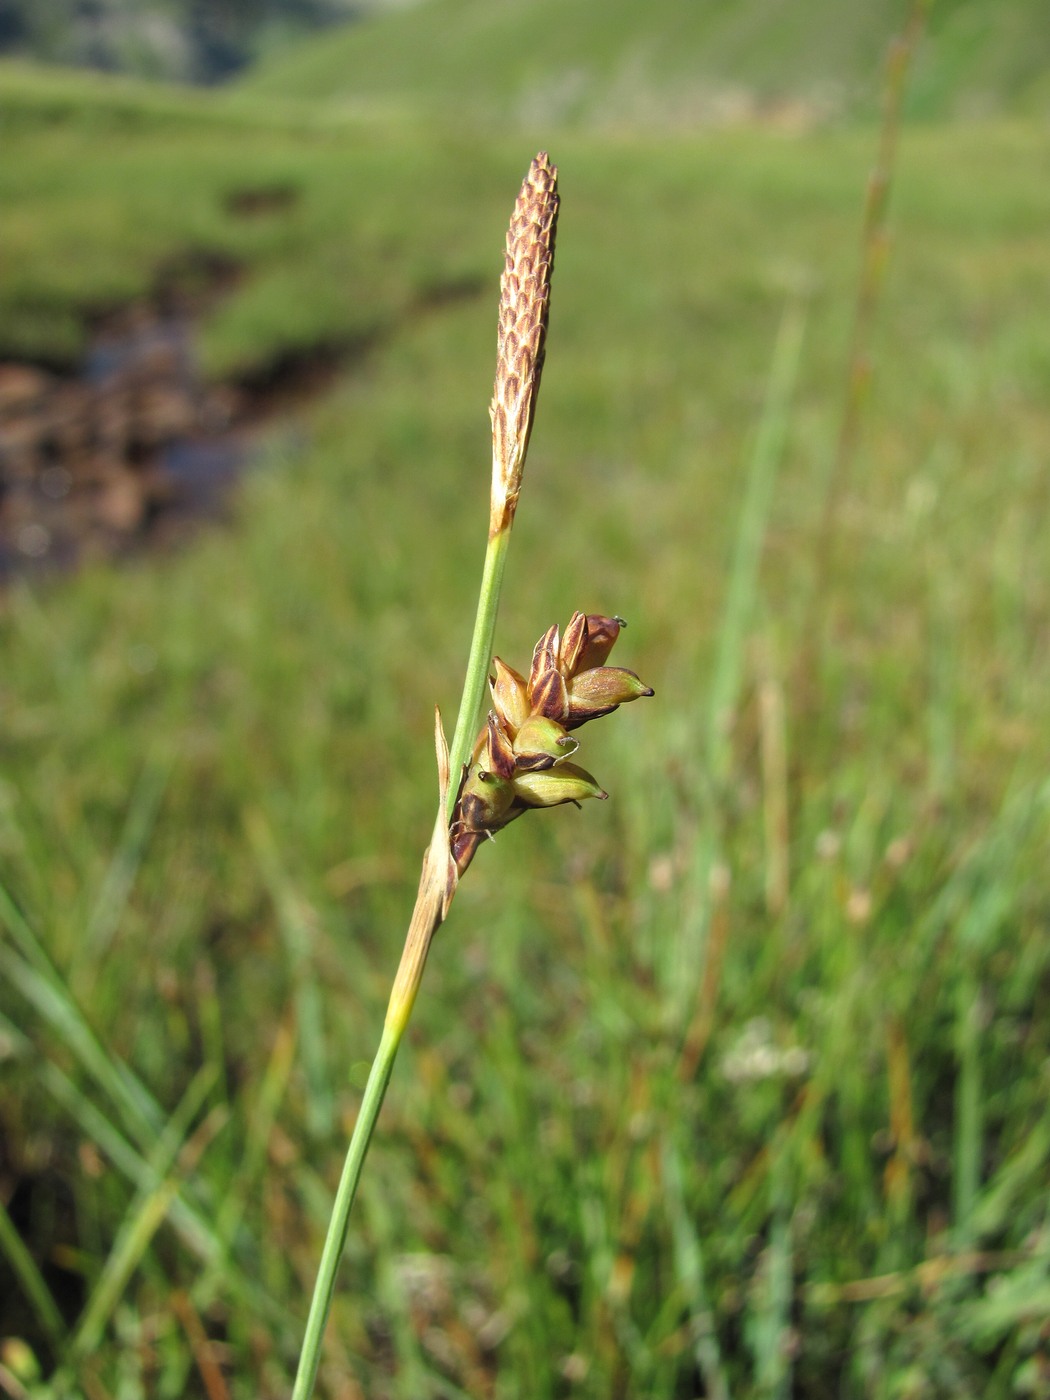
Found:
[76,750,175,988]
[0,885,162,1145]
[65,1065,220,1366]
[245,809,333,1140]
[661,1137,729,1400]
[705,299,806,791]
[673,299,805,1030]
[0,1197,66,1362]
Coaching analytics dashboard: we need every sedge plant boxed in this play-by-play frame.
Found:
[292,152,653,1398]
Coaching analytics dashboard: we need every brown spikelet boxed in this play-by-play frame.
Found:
[489,151,559,536]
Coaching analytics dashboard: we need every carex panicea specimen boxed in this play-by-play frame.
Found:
[293,152,652,1400]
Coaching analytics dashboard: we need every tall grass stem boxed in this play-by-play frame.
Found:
[291,1024,399,1400]
[706,299,805,791]
[447,527,512,813]
[292,524,514,1398]
[809,0,931,620]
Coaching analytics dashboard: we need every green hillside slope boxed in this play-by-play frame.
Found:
[240,0,1050,126]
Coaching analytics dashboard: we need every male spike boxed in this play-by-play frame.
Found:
[489,151,559,537]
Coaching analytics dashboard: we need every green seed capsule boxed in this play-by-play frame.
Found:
[512,715,578,771]
[565,666,654,729]
[511,762,608,808]
[459,768,515,831]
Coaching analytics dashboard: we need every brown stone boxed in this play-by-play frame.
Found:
[132,384,198,443]
[93,466,146,534]
[49,385,94,454]
[0,364,51,418]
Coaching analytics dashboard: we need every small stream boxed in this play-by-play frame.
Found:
[0,303,248,581]
[0,262,485,585]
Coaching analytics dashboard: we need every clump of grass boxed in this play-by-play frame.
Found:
[292,152,652,1398]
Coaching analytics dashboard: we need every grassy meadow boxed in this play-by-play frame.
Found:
[2,35,1050,1400]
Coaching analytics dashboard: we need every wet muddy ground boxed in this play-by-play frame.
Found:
[0,256,486,584]
[0,262,348,584]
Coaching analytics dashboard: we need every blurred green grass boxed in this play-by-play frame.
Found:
[1,58,1050,1399]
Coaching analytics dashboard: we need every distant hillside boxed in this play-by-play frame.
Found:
[0,0,373,84]
[240,0,1050,126]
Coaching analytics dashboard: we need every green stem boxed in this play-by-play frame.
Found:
[292,523,515,1398]
[446,526,511,816]
[291,1022,401,1400]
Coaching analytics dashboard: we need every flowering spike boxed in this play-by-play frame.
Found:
[489,152,559,537]
[448,609,651,876]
